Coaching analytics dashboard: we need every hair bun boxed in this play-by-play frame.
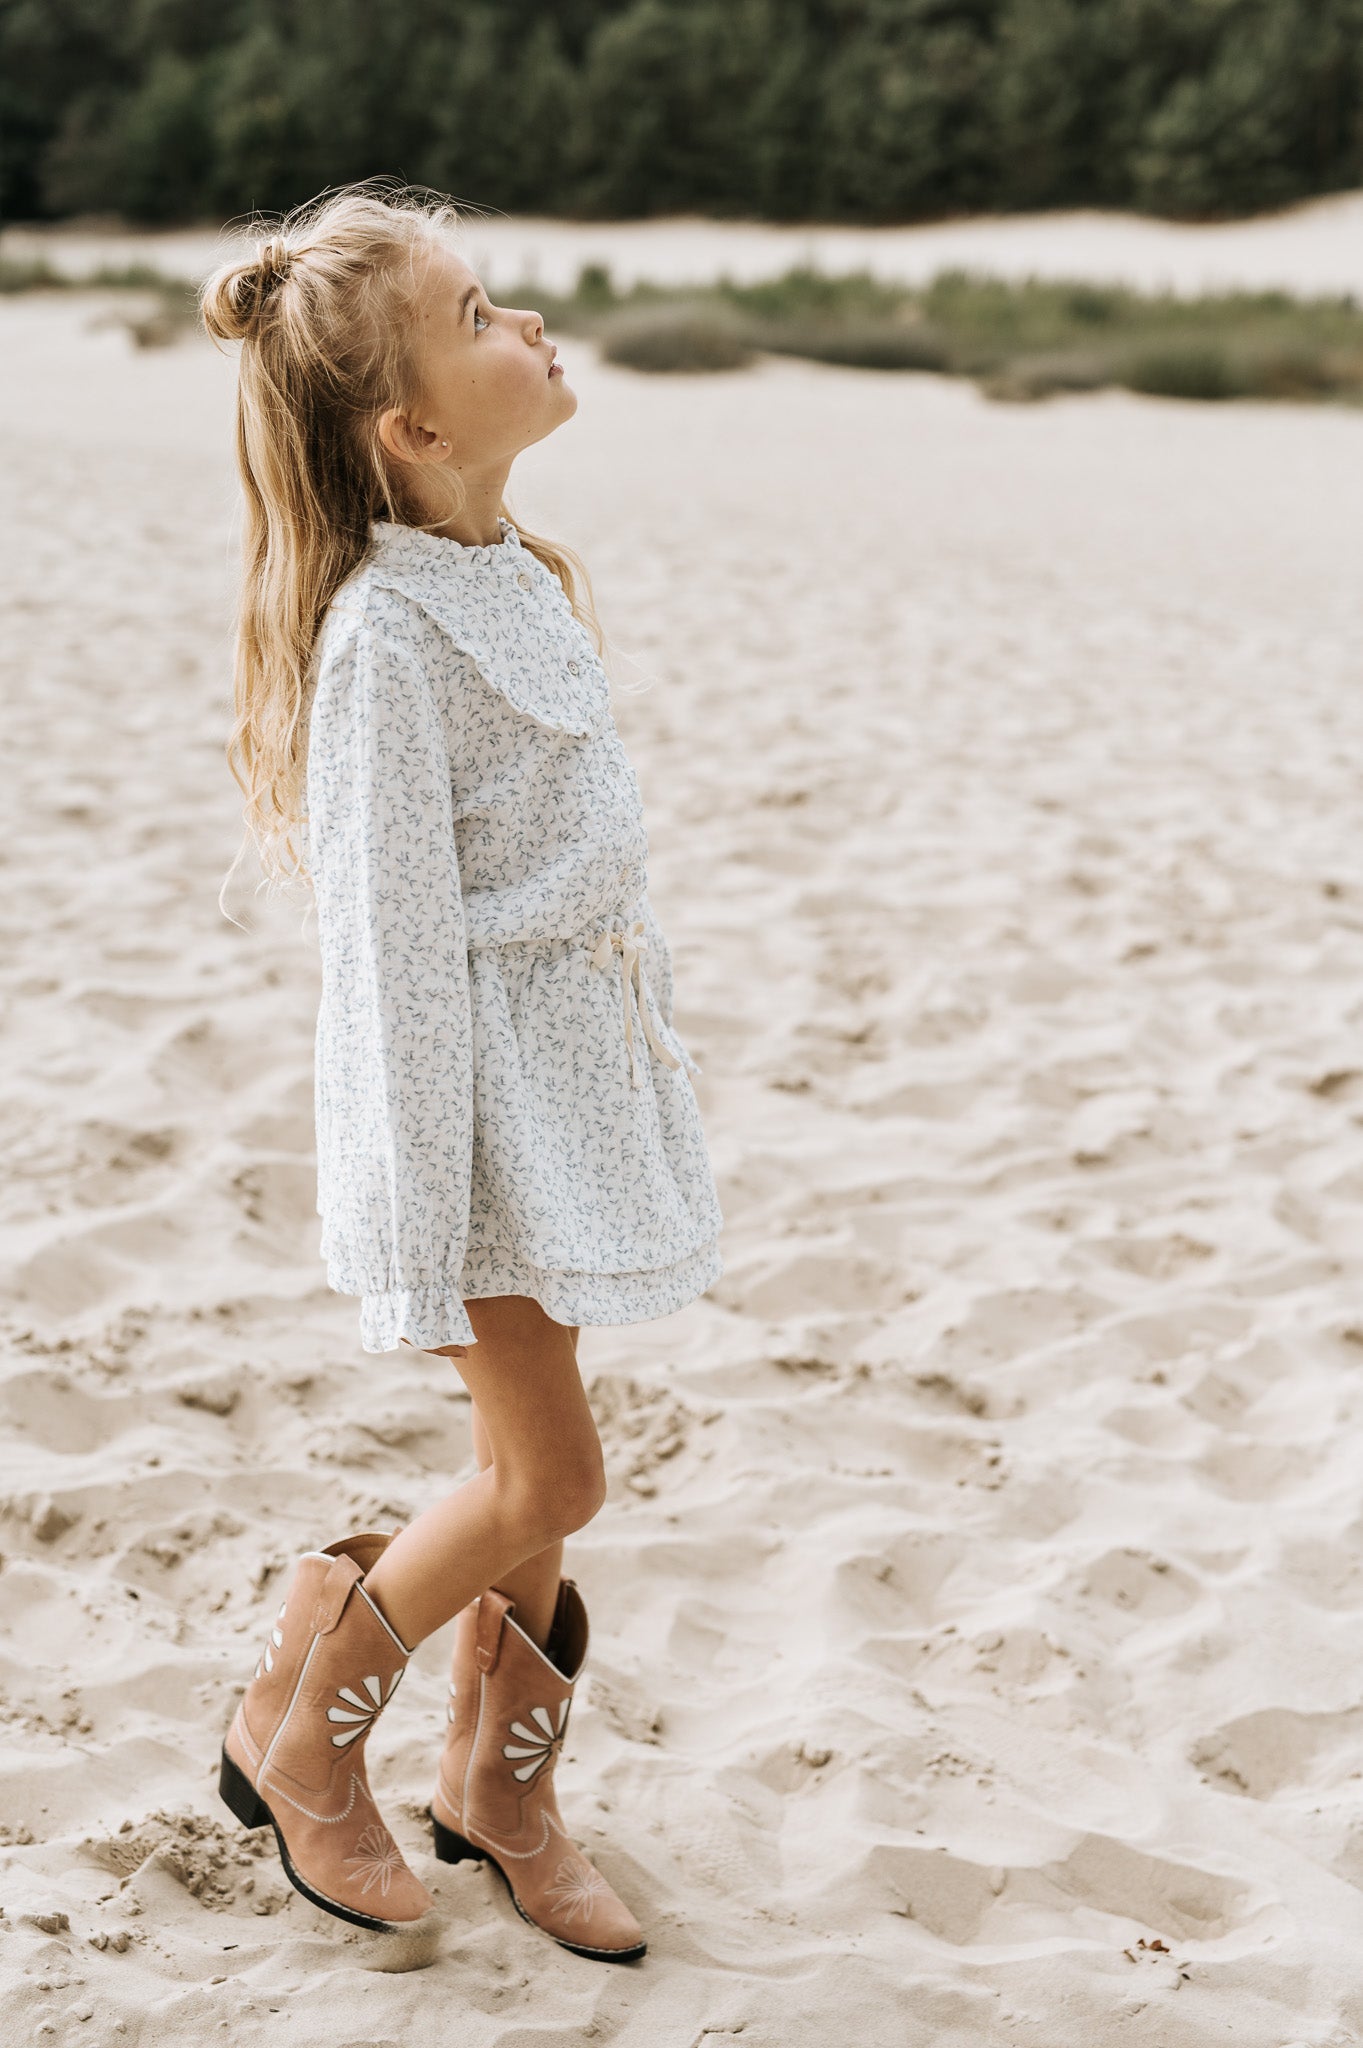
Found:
[258,235,294,286]
[200,234,296,344]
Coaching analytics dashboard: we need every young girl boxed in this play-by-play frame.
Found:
[199,181,725,1961]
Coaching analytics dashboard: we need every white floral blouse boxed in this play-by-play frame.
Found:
[302,515,724,1353]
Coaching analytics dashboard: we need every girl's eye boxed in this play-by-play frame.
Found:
[473,307,489,333]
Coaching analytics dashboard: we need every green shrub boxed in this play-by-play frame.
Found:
[1062,285,1121,326]
[0,255,65,292]
[721,264,904,326]
[597,303,755,374]
[574,262,617,311]
[751,322,950,372]
[979,350,1113,402]
[87,261,187,292]
[1122,345,1248,401]
[1238,346,1340,399]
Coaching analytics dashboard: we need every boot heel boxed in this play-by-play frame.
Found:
[430,1810,487,1864]
[219,1749,271,1831]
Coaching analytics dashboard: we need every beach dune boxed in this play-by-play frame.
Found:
[2,265,1363,2044]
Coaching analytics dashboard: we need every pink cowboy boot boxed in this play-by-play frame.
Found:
[219,1531,437,1932]
[429,1579,646,1961]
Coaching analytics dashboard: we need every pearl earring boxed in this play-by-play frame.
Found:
[441,440,449,448]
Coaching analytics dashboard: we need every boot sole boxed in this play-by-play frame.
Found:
[218,1748,430,1937]
[428,1807,647,1962]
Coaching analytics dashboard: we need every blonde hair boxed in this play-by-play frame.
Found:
[200,177,604,913]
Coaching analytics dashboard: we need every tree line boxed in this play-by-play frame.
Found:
[4,0,1361,228]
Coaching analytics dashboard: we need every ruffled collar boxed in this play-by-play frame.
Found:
[348,509,606,736]
[367,514,522,569]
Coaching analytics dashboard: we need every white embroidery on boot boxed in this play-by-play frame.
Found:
[467,1808,554,1859]
[342,1822,405,1896]
[502,1698,571,1781]
[256,1601,288,1678]
[269,1767,361,1825]
[546,1854,608,1925]
[327,1668,403,1746]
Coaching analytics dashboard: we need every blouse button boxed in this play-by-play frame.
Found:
[517,571,532,590]
[567,659,580,674]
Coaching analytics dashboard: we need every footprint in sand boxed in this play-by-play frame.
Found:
[1077,1546,1202,1626]
[1190,1704,1363,1801]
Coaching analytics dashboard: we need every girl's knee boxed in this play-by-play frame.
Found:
[561,1457,609,1532]
[545,1455,609,1538]
[501,1455,607,1545]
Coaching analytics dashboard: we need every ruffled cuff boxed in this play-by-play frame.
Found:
[359,1283,477,1355]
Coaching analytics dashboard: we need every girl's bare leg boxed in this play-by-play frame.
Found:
[464,1325,578,1653]
[365,1299,602,1653]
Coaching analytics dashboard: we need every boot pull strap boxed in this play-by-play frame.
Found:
[312,1555,363,1635]
[475,1588,512,1673]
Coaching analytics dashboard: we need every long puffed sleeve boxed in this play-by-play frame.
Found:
[304,604,477,1353]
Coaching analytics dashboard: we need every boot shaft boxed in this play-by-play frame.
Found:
[438,1580,588,1843]
[221,1531,436,1931]
[428,1576,647,1959]
[235,1533,411,1800]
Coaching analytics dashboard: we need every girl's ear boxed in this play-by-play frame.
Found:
[377,407,440,468]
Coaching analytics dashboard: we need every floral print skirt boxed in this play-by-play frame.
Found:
[457,890,724,1330]
[457,1236,723,1329]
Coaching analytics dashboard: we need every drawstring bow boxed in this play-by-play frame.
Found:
[588,919,684,1089]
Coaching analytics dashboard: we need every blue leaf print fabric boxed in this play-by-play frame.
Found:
[303,515,725,1353]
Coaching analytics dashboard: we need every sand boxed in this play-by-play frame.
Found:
[6,185,1363,299]
[3,269,1363,2047]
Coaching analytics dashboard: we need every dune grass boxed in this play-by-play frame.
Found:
[5,246,1362,402]
[0,253,202,346]
[552,261,1363,403]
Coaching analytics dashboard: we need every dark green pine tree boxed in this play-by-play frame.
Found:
[818,8,999,222]
[5,0,1363,229]
[992,0,1119,210]
[1128,0,1363,217]
[203,20,299,218]
[570,0,768,219]
[421,7,517,214]
[485,18,580,215]
[750,23,824,224]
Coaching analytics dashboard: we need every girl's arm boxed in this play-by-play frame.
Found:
[305,606,477,1353]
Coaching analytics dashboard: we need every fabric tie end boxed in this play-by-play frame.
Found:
[589,917,683,1087]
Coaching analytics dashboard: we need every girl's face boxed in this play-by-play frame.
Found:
[406,244,576,471]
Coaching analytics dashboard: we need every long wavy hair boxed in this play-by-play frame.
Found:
[200,177,604,916]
